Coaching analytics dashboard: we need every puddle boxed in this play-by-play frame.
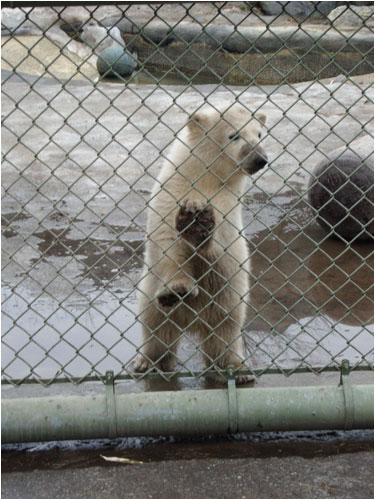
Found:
[100,68,225,86]
[243,193,374,371]
[31,229,144,286]
[2,212,30,238]
[2,191,374,383]
[2,429,373,471]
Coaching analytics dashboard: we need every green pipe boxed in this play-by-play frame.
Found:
[2,384,373,444]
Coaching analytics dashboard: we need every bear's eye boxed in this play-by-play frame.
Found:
[258,132,262,138]
[229,132,240,141]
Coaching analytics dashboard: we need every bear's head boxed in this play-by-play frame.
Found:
[186,103,267,181]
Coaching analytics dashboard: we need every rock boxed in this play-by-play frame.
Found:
[1,6,57,34]
[96,46,137,77]
[308,136,374,242]
[81,22,125,53]
[328,5,374,28]
[333,74,347,83]
[260,2,340,18]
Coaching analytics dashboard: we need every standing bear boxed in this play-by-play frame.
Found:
[134,103,267,383]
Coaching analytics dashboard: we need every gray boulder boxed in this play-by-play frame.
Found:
[328,5,374,28]
[97,46,137,78]
[260,2,341,18]
[308,135,374,242]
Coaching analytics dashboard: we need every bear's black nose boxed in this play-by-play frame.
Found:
[253,154,267,172]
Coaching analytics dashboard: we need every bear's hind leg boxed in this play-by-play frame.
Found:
[133,303,181,374]
[198,321,255,385]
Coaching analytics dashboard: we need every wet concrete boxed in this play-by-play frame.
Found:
[2,427,374,498]
[2,68,374,388]
[2,187,373,384]
[2,429,373,472]
[245,193,374,373]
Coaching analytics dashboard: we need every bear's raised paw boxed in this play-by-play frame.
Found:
[158,282,198,307]
[176,200,215,247]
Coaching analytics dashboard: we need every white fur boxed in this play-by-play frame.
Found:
[135,104,267,383]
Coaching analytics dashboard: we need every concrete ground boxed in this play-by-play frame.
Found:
[2,454,374,499]
[1,430,373,498]
[2,432,374,499]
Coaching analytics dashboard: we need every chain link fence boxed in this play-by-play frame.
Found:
[2,2,374,392]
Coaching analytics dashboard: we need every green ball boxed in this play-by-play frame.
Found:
[97,46,136,77]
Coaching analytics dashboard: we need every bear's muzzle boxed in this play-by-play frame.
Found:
[250,152,268,173]
[239,144,268,174]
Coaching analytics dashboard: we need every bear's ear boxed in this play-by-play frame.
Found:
[255,112,266,126]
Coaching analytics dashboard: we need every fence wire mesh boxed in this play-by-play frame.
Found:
[1,2,374,387]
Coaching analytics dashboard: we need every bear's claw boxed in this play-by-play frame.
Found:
[212,373,256,385]
[132,356,152,373]
[132,354,177,373]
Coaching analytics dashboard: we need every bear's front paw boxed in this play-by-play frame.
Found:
[176,200,215,247]
[158,282,198,307]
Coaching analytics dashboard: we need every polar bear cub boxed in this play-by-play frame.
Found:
[134,103,267,383]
